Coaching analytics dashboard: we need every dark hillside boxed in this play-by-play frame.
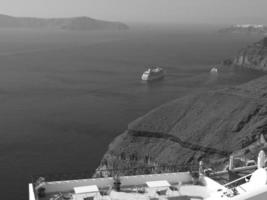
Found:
[96,47,267,175]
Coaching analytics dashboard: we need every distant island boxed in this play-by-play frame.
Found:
[0,14,129,31]
[219,24,267,35]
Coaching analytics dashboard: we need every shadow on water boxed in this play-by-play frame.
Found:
[206,71,219,84]
[141,77,165,87]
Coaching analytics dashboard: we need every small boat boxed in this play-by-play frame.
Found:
[141,67,165,81]
[210,67,218,73]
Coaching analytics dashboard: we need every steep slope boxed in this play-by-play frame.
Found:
[222,37,267,71]
[96,75,267,176]
[0,14,129,31]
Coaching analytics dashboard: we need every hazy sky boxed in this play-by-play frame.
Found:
[1,0,267,24]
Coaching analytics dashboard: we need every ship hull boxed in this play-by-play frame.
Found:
[141,68,165,81]
[141,73,164,81]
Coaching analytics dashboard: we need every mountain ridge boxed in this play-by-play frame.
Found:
[0,14,129,31]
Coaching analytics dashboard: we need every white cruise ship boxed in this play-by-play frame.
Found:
[210,67,218,73]
[29,150,267,200]
[141,67,165,81]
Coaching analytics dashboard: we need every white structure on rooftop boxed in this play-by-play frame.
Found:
[73,185,100,200]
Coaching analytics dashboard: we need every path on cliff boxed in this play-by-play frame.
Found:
[130,131,231,156]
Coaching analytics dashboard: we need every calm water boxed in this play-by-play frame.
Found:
[0,26,263,199]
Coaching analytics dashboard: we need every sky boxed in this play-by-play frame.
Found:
[1,0,267,24]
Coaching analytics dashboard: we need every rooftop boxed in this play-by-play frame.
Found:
[29,151,267,200]
[30,171,224,200]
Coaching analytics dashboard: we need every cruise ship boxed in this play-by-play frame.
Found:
[141,67,165,81]
[29,150,267,200]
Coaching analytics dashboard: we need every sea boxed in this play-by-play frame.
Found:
[0,25,264,199]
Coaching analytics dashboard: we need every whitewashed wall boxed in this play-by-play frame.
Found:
[44,172,192,193]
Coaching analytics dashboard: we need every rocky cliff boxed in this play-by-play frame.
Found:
[0,14,129,31]
[95,75,267,176]
[230,37,267,71]
[95,37,267,177]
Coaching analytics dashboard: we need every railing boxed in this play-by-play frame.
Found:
[210,165,257,177]
[222,167,267,190]
[223,173,252,189]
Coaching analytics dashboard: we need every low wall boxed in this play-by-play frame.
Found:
[44,172,192,193]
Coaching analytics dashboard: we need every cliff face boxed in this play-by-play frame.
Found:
[225,38,267,71]
[95,37,267,176]
[0,14,129,31]
[96,75,267,176]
